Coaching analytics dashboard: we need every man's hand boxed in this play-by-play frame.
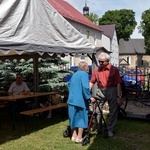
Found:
[22,91,30,95]
[90,97,95,103]
[117,98,123,106]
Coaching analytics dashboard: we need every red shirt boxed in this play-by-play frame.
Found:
[90,64,121,87]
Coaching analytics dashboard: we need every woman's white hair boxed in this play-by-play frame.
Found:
[78,61,88,70]
[98,52,111,61]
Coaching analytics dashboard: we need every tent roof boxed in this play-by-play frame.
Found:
[0,0,95,59]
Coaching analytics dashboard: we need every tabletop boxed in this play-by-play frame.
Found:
[0,92,57,102]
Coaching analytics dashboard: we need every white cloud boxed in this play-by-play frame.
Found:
[65,0,150,39]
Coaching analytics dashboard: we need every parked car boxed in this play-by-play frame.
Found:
[63,65,92,82]
[64,66,144,90]
[119,67,144,89]
[125,68,145,84]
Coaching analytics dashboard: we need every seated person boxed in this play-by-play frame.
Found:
[8,73,30,112]
[39,88,62,119]
[62,90,69,103]
[51,88,62,105]
[8,73,30,96]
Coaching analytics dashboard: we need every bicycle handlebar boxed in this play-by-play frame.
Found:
[93,96,104,103]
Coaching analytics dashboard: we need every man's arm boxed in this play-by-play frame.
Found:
[8,83,13,95]
[117,83,122,106]
[22,82,30,95]
[117,82,121,96]
[8,92,13,96]
[89,67,98,91]
[22,90,30,95]
[89,82,93,91]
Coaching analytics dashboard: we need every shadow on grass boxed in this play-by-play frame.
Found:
[0,106,68,145]
[86,117,150,150]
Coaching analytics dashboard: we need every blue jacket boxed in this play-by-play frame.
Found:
[67,70,91,109]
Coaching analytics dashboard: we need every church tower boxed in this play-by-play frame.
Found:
[83,0,89,16]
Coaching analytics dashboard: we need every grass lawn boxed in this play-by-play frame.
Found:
[0,106,150,150]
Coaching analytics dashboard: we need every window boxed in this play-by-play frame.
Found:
[127,56,131,64]
[94,34,97,45]
[80,55,85,60]
[141,60,144,65]
[87,30,90,39]
[78,28,82,33]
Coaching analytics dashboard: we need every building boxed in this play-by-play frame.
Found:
[48,0,116,67]
[119,38,149,72]
[119,38,145,67]
[100,24,119,67]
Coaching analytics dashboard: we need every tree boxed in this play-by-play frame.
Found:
[99,9,137,41]
[138,9,150,54]
[86,13,99,25]
[0,57,70,95]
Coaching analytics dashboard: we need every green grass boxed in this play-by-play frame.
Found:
[0,107,150,150]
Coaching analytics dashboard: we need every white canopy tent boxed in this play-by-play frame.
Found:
[0,0,95,91]
[0,0,95,56]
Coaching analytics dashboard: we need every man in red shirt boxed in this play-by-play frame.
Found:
[90,52,122,137]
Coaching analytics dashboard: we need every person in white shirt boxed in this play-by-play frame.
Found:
[8,73,30,112]
[8,74,30,96]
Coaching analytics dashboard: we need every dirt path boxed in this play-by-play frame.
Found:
[123,100,150,115]
[102,100,150,116]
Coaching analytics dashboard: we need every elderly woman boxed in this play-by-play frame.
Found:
[67,61,95,143]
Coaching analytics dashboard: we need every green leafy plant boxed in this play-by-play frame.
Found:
[0,57,69,94]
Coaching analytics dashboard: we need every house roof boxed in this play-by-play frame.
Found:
[48,0,102,31]
[119,38,145,54]
[119,58,129,65]
[99,24,116,38]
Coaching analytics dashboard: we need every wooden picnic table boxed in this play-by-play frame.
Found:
[0,92,56,102]
[0,92,57,130]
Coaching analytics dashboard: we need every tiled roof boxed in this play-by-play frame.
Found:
[119,38,145,54]
[48,0,102,31]
[99,24,116,38]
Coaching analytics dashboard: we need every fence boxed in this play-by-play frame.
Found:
[119,66,150,91]
[119,66,150,116]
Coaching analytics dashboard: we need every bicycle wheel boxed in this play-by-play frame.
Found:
[120,97,128,110]
[63,126,71,138]
[82,135,90,146]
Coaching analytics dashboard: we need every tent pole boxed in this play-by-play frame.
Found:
[33,54,39,108]
[33,54,39,92]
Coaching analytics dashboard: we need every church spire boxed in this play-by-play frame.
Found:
[83,0,89,16]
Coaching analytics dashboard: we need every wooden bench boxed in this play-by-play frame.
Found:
[20,103,68,132]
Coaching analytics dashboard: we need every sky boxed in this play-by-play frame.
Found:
[64,0,150,39]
